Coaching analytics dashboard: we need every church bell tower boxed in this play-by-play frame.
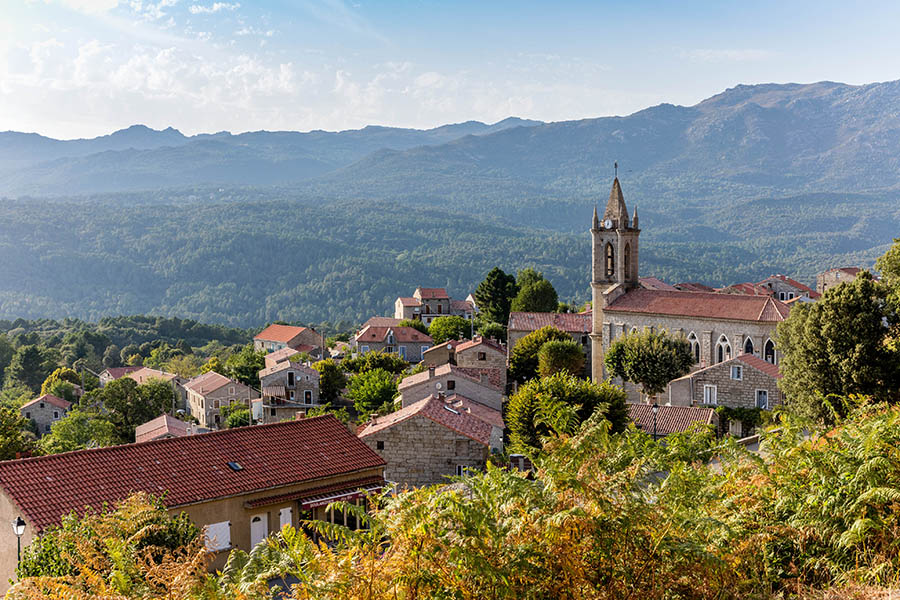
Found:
[590,175,640,382]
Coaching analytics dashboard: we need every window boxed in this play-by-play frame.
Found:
[764,340,776,364]
[214,414,220,425]
[398,346,407,359]
[250,515,267,547]
[270,407,277,416]
[447,380,456,390]
[788,292,795,300]
[779,292,786,301]
[477,352,486,361]
[53,411,59,419]
[605,242,615,277]
[744,337,754,355]
[703,385,717,405]
[304,390,312,404]
[581,335,588,345]
[456,465,475,477]
[289,390,295,400]
[44,424,51,432]
[360,345,369,353]
[437,304,443,314]
[39,403,44,409]
[387,332,395,345]
[730,366,743,381]
[421,345,430,356]
[756,389,769,410]
[24,412,30,419]
[229,386,236,395]
[279,507,292,529]
[715,335,731,364]
[205,521,231,551]
[687,332,700,363]
[624,243,631,277]
[287,372,295,386]
[376,440,385,450]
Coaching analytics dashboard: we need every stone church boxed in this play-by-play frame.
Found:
[589,178,789,391]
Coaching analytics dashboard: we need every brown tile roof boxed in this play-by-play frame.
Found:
[134,414,194,444]
[398,363,503,392]
[720,282,773,296]
[454,336,505,355]
[674,282,716,292]
[446,394,505,428]
[416,287,449,299]
[358,395,497,446]
[639,277,678,291]
[507,312,591,333]
[101,366,141,380]
[671,353,782,383]
[264,346,301,368]
[127,367,178,385]
[254,324,307,343]
[453,366,505,389]
[0,416,385,533]
[397,297,421,307]
[258,360,317,379]
[628,404,716,436]
[450,299,474,312]
[355,326,433,344]
[362,317,403,329]
[757,274,821,299]
[604,289,790,322]
[183,371,235,395]
[21,394,71,411]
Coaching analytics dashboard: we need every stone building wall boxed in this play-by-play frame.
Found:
[816,269,859,295]
[399,372,504,411]
[674,362,783,409]
[456,345,506,371]
[360,415,487,488]
[259,365,319,405]
[21,402,67,436]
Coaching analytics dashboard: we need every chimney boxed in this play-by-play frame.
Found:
[428,366,435,377]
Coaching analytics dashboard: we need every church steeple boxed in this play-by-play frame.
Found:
[632,205,639,229]
[603,177,630,229]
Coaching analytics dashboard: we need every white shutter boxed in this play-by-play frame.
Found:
[205,521,231,551]
[279,507,292,529]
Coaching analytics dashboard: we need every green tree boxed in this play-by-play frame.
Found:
[428,315,472,345]
[40,367,81,396]
[0,405,37,460]
[120,343,140,364]
[876,237,900,288]
[604,328,694,401]
[477,321,506,344]
[200,355,228,376]
[164,354,202,378]
[102,344,121,368]
[6,345,49,392]
[0,333,14,387]
[473,267,518,327]
[99,378,173,442]
[537,339,585,377]
[224,344,267,386]
[508,325,573,382]
[510,269,559,313]
[506,373,628,452]
[225,408,251,428]
[39,409,119,454]
[776,271,900,422]
[348,368,397,418]
[312,359,347,403]
[143,343,182,370]
[48,381,77,403]
[397,319,429,335]
[342,350,409,375]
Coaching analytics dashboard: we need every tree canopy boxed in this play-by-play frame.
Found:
[537,339,585,377]
[348,368,398,418]
[312,359,347,403]
[510,268,559,313]
[508,325,573,382]
[473,267,518,328]
[428,315,471,345]
[604,329,695,399]
[396,319,429,335]
[38,409,119,454]
[0,405,37,460]
[87,378,174,442]
[342,350,409,375]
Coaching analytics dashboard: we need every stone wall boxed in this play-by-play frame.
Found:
[669,361,783,410]
[400,371,504,411]
[816,269,859,294]
[20,401,66,436]
[361,415,487,488]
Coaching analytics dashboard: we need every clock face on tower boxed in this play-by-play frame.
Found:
[603,219,613,229]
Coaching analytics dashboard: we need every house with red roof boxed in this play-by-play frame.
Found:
[351,325,433,362]
[358,394,502,488]
[398,364,504,411]
[393,287,474,325]
[98,366,142,387]
[627,404,717,439]
[184,371,259,428]
[134,413,200,444]
[253,323,324,358]
[816,266,864,295]
[0,416,385,589]
[19,394,71,436]
[422,336,508,389]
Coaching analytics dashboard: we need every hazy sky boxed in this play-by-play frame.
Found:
[3,0,900,138]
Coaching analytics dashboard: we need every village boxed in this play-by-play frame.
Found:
[0,177,872,589]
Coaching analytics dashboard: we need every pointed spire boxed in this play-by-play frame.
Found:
[603,177,630,228]
[632,205,639,229]
[592,204,599,230]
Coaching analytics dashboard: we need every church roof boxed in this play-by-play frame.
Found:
[603,177,630,228]
[604,288,790,322]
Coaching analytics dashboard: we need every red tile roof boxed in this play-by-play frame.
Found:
[398,363,503,392]
[397,297,422,307]
[639,277,678,291]
[0,416,385,533]
[359,395,497,446]
[455,336,506,355]
[507,312,591,333]
[101,366,141,380]
[183,371,235,395]
[605,289,790,322]
[264,346,301,368]
[720,282,773,296]
[450,299,474,313]
[757,274,821,299]
[354,326,433,344]
[361,317,403,329]
[128,367,178,385]
[134,414,194,444]
[254,324,307,343]
[21,394,71,411]
[628,404,716,436]
[674,282,716,293]
[416,287,450,299]
[446,394,505,428]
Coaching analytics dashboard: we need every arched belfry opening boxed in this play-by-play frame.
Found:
[624,243,631,279]
[605,242,615,278]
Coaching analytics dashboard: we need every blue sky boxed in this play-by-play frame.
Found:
[3,0,900,138]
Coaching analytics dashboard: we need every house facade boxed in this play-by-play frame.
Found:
[667,353,784,412]
[98,366,141,387]
[253,324,324,358]
[352,325,433,362]
[358,394,502,488]
[256,360,321,423]
[422,337,508,389]
[19,394,71,436]
[393,287,474,325]
[816,267,862,294]
[0,416,385,592]
[184,371,259,428]
[398,364,504,411]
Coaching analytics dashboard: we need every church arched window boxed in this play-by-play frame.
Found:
[624,243,631,278]
[744,337,754,355]
[715,334,731,364]
[764,339,776,364]
[605,242,615,278]
[687,332,700,363]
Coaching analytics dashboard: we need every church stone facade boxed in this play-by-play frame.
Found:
[590,178,790,397]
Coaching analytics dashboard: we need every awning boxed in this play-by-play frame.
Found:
[244,475,385,509]
[301,484,384,509]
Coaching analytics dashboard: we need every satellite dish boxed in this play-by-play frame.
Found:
[436,382,443,390]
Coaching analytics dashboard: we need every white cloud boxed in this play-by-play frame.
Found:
[681,48,776,63]
[56,0,120,14]
[235,26,273,37]
[188,2,239,14]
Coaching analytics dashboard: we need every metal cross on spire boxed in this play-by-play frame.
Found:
[614,161,618,178]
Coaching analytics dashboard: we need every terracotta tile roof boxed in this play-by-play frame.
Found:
[359,395,497,446]
[127,367,178,385]
[507,312,591,333]
[450,299,474,313]
[397,297,421,307]
[0,416,385,533]
[354,326,433,344]
[446,394,505,428]
[101,366,141,380]
[674,282,716,293]
[416,287,450,299]
[21,394,71,411]
[720,282,773,296]
[639,277,678,291]
[604,289,790,322]
[628,404,716,436]
[183,371,236,395]
[757,274,821,299]
[455,336,506,355]
[258,360,317,379]
[254,324,307,343]
[264,346,301,368]
[361,317,403,329]
[134,414,194,444]
[398,363,503,392]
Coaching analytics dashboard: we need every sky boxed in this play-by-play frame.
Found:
[2,0,900,139]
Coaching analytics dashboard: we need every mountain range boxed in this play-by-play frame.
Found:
[0,80,898,327]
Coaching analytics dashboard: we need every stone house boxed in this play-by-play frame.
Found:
[253,324,324,358]
[0,416,385,593]
[393,287,474,325]
[627,404,717,439]
[667,353,783,412]
[20,394,71,436]
[507,311,592,377]
[398,364,505,411]
[755,274,820,302]
[184,371,259,429]
[134,414,200,444]
[352,325,433,362]
[421,340,459,367]
[358,394,503,488]
[127,367,188,411]
[98,366,141,387]
[255,360,320,423]
[421,337,507,389]
[816,267,863,294]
